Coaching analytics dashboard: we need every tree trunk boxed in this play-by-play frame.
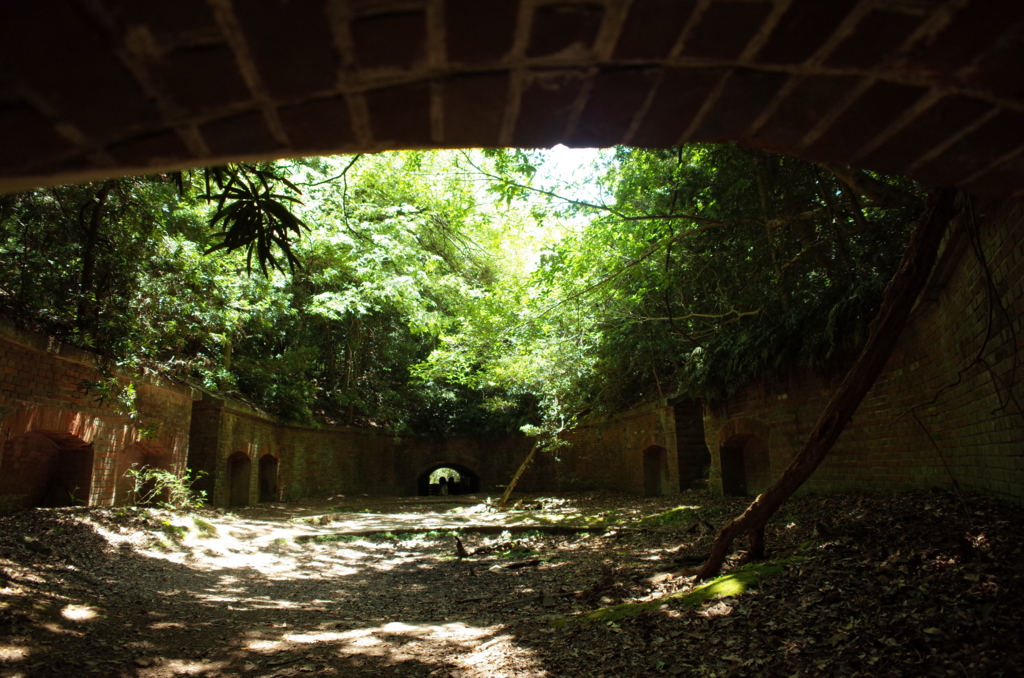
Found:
[696,188,959,581]
[499,441,539,508]
[77,184,111,329]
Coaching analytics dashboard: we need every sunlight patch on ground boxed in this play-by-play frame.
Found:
[157,658,231,675]
[265,620,541,677]
[0,646,29,661]
[60,604,97,621]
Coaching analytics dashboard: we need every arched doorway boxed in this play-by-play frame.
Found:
[115,443,173,506]
[0,431,94,509]
[416,463,481,497]
[720,434,771,497]
[643,445,669,496]
[226,452,252,507]
[258,455,279,503]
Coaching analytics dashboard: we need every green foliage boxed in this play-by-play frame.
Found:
[306,533,361,544]
[0,145,923,437]
[200,164,308,274]
[0,152,538,432]
[191,517,217,537]
[123,465,208,510]
[553,558,801,628]
[160,521,190,544]
[421,144,923,419]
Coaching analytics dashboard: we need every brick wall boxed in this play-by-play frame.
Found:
[517,401,681,495]
[185,396,686,506]
[705,196,1024,504]
[0,321,198,507]
[5,1,1024,201]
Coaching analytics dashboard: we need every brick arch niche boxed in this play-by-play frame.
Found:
[258,454,279,503]
[115,442,174,506]
[642,445,670,496]
[713,417,773,497]
[226,451,252,507]
[3,2,1024,200]
[417,462,481,496]
[720,434,772,497]
[0,431,94,510]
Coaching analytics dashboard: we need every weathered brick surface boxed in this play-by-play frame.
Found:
[705,198,1024,505]
[858,96,993,176]
[3,1,1024,199]
[525,402,682,495]
[181,395,696,507]
[526,3,604,59]
[444,0,520,64]
[754,0,857,65]
[681,1,771,60]
[613,0,697,61]
[803,82,927,164]
[824,10,921,70]
[351,11,427,71]
[0,322,197,508]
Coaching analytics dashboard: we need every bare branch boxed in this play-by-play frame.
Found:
[617,307,762,322]
[462,154,727,226]
[300,154,364,187]
[821,163,917,207]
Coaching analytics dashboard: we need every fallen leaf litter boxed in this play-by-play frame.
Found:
[0,489,1020,677]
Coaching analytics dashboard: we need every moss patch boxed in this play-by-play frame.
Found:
[676,560,788,608]
[554,558,801,627]
[639,506,698,527]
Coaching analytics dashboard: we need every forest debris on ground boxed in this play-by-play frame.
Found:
[0,489,1021,677]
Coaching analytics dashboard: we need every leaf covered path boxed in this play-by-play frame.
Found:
[0,490,1021,677]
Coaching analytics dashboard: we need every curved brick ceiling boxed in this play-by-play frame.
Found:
[2,0,1024,197]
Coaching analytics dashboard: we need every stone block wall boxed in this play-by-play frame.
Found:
[705,197,1024,504]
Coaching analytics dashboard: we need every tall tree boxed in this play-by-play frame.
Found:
[697,188,959,578]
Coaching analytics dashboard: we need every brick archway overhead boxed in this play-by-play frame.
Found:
[3,1,1024,197]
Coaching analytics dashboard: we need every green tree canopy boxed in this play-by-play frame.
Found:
[0,145,922,435]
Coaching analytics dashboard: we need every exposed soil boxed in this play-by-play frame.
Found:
[0,489,1021,677]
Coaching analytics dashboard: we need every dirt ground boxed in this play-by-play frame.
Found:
[0,488,1021,677]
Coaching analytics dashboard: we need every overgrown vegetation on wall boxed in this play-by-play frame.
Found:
[0,147,921,433]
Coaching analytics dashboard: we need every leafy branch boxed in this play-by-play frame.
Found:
[201,164,309,275]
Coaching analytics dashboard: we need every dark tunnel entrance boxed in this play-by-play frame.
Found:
[416,463,481,496]
[0,431,94,509]
[227,451,252,507]
[258,455,279,503]
[720,434,772,497]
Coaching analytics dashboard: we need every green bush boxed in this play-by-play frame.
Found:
[123,465,208,510]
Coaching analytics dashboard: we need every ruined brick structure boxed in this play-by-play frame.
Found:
[706,197,1024,504]
[183,393,688,507]
[2,190,1024,507]
[0,323,689,507]
[0,321,196,509]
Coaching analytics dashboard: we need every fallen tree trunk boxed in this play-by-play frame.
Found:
[696,188,960,580]
[499,440,539,507]
[294,523,623,540]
